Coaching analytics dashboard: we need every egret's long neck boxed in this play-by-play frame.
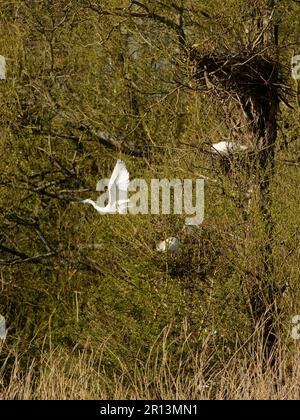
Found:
[84,199,106,213]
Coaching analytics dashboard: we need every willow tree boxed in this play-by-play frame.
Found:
[83,0,297,364]
[1,0,299,374]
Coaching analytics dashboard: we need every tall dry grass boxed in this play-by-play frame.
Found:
[1,326,300,400]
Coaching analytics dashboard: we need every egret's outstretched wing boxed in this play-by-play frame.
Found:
[108,160,130,208]
[109,160,129,190]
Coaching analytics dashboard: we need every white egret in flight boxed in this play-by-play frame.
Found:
[156,237,182,254]
[211,141,248,156]
[83,160,130,214]
[0,56,6,80]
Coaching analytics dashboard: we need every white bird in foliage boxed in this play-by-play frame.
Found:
[0,315,7,340]
[83,160,130,214]
[211,141,248,156]
[0,55,6,80]
[156,237,182,254]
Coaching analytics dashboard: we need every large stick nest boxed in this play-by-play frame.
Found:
[189,50,291,139]
[190,51,284,102]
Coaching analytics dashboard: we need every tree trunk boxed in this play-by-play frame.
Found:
[248,0,280,365]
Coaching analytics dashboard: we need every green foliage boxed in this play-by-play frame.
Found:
[0,0,299,392]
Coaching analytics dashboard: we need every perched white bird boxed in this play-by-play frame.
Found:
[83,160,130,214]
[156,237,182,254]
[211,141,248,156]
[0,315,7,340]
[0,55,6,80]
